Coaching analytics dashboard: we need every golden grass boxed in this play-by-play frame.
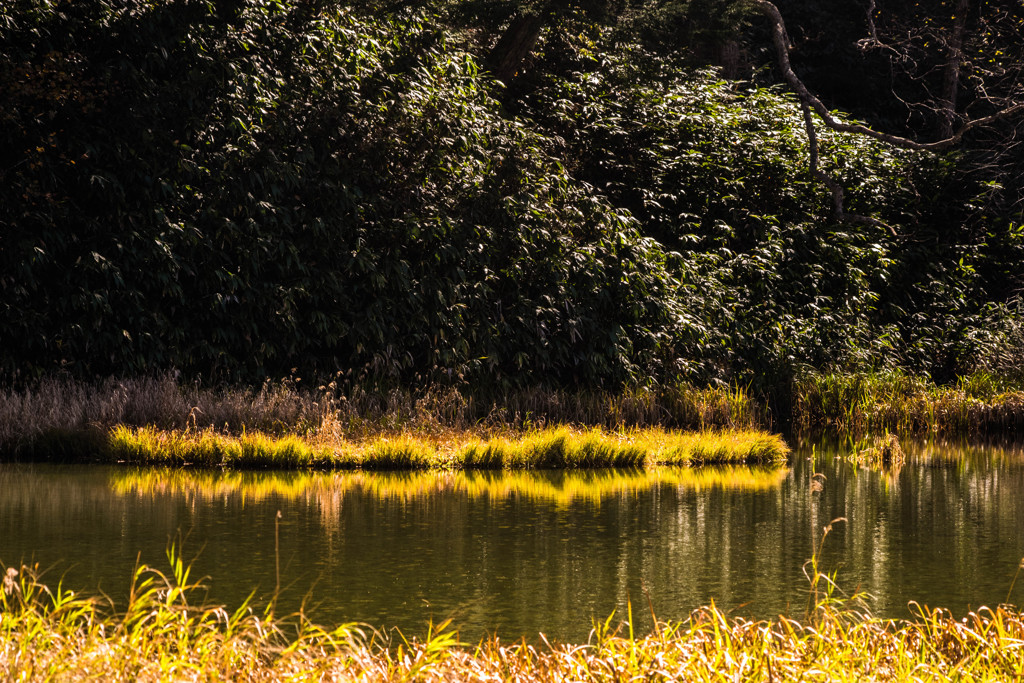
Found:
[103,425,789,469]
[106,425,340,468]
[3,554,1024,682]
[108,466,791,506]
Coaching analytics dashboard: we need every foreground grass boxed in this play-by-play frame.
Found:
[101,425,789,469]
[2,555,1023,682]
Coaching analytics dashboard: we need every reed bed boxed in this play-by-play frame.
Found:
[793,370,1024,436]
[0,375,768,460]
[102,425,789,469]
[2,554,1023,682]
[6,371,1024,461]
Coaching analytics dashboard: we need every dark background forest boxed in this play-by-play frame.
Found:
[2,0,1022,393]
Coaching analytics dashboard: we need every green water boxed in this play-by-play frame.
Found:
[1,440,1023,642]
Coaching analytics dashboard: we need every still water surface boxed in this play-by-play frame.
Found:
[2,440,1023,641]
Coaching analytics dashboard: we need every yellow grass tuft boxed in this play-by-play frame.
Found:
[103,425,789,470]
[850,433,906,470]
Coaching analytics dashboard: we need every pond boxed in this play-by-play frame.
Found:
[2,440,1023,642]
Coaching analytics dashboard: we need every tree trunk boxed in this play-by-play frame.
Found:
[486,12,544,85]
[938,0,970,138]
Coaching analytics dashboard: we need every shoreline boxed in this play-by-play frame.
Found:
[3,372,1024,466]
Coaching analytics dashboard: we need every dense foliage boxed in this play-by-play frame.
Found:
[1,0,1020,389]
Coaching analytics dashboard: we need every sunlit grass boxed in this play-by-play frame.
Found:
[459,428,648,468]
[109,465,791,506]
[103,425,789,470]
[361,434,447,469]
[635,429,789,465]
[234,432,337,469]
[2,552,1023,682]
[107,425,339,468]
[107,425,234,466]
[457,427,789,469]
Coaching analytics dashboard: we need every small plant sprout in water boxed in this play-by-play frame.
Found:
[851,433,905,471]
[803,517,871,621]
[1007,557,1024,605]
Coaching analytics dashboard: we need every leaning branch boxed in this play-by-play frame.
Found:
[754,0,1024,152]
[800,100,898,236]
[799,101,842,215]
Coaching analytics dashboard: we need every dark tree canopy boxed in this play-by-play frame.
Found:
[1,0,1021,389]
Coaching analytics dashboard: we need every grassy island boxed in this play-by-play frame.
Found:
[102,425,788,470]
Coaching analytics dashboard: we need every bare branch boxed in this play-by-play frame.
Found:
[799,101,841,215]
[937,0,970,139]
[863,0,878,44]
[800,101,899,236]
[753,0,1024,152]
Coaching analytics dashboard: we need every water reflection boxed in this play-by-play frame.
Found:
[831,439,1024,619]
[110,465,789,504]
[1,441,1023,642]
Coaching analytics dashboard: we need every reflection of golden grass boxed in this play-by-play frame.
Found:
[106,426,789,470]
[109,466,790,505]
[453,467,791,505]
